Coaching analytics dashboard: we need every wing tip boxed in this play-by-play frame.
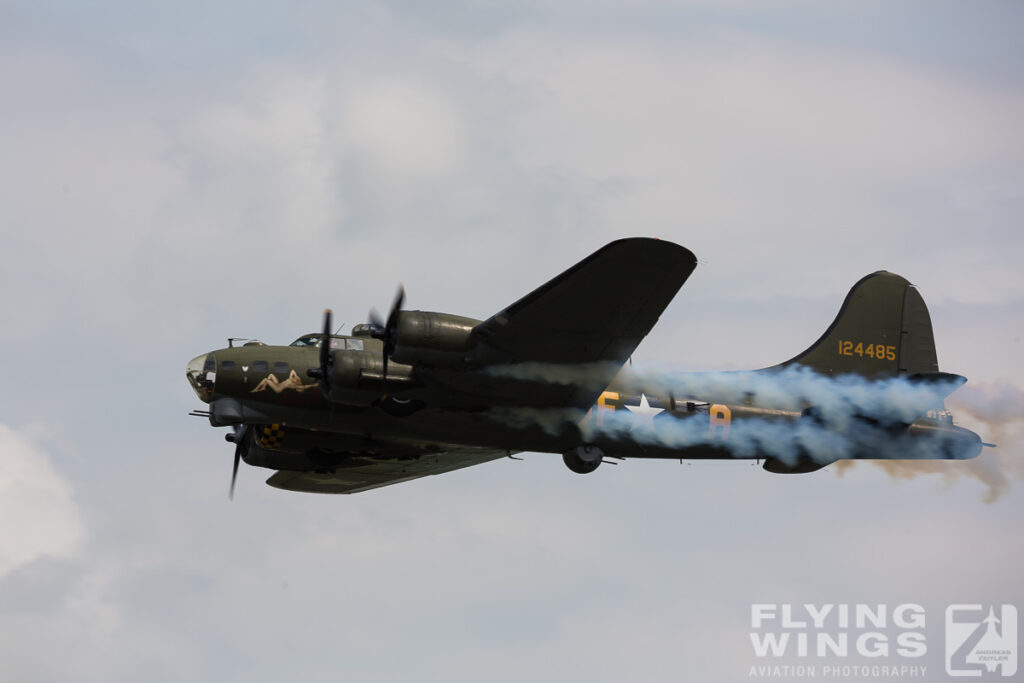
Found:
[604,236,696,265]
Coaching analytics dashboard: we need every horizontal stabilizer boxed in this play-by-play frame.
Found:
[762,457,835,474]
[905,371,967,397]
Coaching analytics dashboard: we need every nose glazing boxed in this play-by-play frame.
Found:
[186,353,217,402]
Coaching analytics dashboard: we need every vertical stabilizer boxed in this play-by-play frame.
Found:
[775,271,938,378]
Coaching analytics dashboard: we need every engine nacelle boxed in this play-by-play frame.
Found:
[327,350,416,404]
[242,424,353,470]
[563,445,604,474]
[390,311,480,367]
[332,349,383,386]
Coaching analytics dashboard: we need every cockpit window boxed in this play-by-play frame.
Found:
[289,334,364,350]
[290,334,321,347]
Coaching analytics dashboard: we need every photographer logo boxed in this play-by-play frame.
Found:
[945,605,1017,677]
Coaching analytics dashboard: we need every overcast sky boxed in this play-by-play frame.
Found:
[2,2,1022,681]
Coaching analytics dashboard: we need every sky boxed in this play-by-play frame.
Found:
[1,1,1023,681]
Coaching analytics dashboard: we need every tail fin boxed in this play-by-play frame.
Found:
[775,271,939,378]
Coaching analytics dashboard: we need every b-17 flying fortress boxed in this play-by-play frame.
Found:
[186,238,984,496]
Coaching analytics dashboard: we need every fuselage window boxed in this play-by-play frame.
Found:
[253,360,268,372]
[221,360,236,370]
[273,361,289,374]
[346,339,364,351]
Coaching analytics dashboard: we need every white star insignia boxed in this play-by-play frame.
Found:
[624,393,664,431]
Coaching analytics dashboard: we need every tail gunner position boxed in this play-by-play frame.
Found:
[186,238,984,495]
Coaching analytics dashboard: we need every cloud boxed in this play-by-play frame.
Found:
[0,424,84,577]
[0,3,1021,681]
[338,77,467,180]
[444,29,1024,305]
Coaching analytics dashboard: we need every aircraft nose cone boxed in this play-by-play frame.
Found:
[186,353,216,402]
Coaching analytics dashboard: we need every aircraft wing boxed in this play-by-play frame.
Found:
[264,447,509,494]
[471,237,696,408]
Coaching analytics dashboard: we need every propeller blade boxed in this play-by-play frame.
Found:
[385,285,405,335]
[319,308,332,377]
[366,285,405,383]
[305,309,334,399]
[383,285,404,381]
[368,307,385,332]
[230,444,241,500]
[227,424,249,500]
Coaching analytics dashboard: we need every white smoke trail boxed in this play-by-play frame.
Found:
[839,381,1024,502]
[840,380,1024,501]
[486,362,1023,501]
[486,361,623,389]
[946,381,1024,427]
[489,362,961,425]
[833,455,1011,504]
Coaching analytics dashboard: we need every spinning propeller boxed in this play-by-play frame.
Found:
[368,285,405,381]
[303,285,404,404]
[225,424,251,500]
[306,308,334,398]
